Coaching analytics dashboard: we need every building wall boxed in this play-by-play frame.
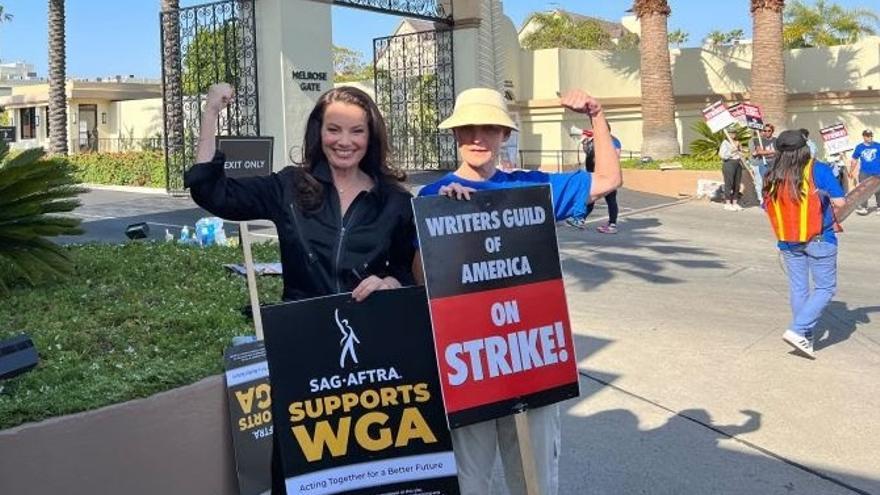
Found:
[513,36,880,166]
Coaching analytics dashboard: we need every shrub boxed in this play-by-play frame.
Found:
[688,121,752,161]
[68,151,166,188]
[0,144,84,293]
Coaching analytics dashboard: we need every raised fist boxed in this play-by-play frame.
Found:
[560,89,603,118]
[206,83,234,113]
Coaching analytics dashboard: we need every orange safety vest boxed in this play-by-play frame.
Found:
[765,160,824,242]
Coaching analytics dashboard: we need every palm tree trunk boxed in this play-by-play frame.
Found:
[635,1,680,159]
[48,0,68,155]
[161,0,184,191]
[750,0,786,128]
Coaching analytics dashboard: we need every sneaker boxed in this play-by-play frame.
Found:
[875,209,880,216]
[596,223,618,234]
[856,207,869,216]
[723,203,735,211]
[565,217,587,229]
[782,329,815,359]
[731,203,743,211]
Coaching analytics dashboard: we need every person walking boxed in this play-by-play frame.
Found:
[566,125,623,233]
[763,130,846,359]
[850,129,880,215]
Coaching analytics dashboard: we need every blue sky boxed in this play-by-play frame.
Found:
[0,0,875,79]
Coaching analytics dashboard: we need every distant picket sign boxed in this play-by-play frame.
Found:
[702,100,738,133]
[820,123,854,156]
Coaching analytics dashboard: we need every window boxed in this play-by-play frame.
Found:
[20,107,36,139]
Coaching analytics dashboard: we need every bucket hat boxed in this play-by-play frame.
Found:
[438,88,518,131]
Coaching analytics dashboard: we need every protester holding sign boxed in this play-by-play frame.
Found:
[414,87,621,495]
[719,136,745,211]
[762,130,845,359]
[850,129,880,215]
[185,83,418,493]
[749,124,776,202]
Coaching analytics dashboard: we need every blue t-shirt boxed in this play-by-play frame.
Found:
[612,136,622,150]
[851,142,880,176]
[417,169,592,220]
[776,161,844,250]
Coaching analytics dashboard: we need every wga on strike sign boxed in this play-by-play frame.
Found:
[413,186,580,428]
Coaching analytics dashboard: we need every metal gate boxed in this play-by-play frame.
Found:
[373,28,456,170]
[160,0,260,193]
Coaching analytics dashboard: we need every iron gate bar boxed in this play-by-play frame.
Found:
[160,0,260,193]
[331,0,453,24]
[374,27,455,170]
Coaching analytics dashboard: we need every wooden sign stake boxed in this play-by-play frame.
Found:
[514,410,541,495]
[239,222,264,340]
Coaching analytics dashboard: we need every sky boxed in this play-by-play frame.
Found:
[0,0,876,79]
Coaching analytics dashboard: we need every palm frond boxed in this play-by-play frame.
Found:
[0,147,83,292]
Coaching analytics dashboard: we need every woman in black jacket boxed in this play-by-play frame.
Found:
[187,83,416,494]
[186,83,416,302]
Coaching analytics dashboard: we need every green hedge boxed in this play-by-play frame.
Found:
[68,151,166,188]
[621,155,721,171]
[0,241,283,430]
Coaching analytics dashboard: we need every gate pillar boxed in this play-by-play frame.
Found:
[255,0,332,170]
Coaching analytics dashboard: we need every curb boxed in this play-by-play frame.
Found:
[83,183,168,195]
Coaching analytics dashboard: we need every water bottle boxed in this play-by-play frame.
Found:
[179,226,190,243]
[164,229,174,242]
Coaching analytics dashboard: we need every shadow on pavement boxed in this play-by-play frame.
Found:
[558,216,727,292]
[815,300,880,351]
[561,380,879,495]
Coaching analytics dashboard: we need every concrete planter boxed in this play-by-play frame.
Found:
[0,375,239,495]
[622,168,723,198]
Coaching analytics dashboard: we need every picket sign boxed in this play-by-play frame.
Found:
[216,136,275,340]
[820,123,854,156]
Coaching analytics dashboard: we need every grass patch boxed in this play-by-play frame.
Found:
[621,156,721,171]
[0,241,284,430]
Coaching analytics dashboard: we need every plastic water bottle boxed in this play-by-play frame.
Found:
[164,229,174,242]
[215,226,228,247]
[179,226,190,243]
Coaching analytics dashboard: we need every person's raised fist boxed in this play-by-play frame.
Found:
[206,83,234,113]
[560,89,603,118]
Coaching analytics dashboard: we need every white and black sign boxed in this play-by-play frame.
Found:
[216,136,274,179]
[262,287,460,495]
[224,341,273,495]
[0,126,16,143]
[820,123,854,156]
[413,186,580,428]
[702,100,737,133]
[292,69,329,92]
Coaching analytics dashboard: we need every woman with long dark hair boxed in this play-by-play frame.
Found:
[762,130,845,359]
[187,83,416,493]
[187,83,415,303]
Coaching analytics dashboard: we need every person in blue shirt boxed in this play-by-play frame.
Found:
[850,129,880,215]
[415,87,621,495]
[764,130,846,359]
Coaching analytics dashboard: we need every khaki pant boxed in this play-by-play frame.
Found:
[451,404,561,495]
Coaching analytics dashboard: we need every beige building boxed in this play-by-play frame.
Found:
[0,80,163,153]
[510,35,880,167]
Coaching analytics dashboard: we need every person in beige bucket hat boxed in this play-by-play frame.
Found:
[415,87,622,495]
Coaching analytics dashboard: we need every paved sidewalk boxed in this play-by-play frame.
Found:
[490,200,879,495]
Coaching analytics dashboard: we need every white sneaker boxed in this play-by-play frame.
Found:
[723,203,735,211]
[856,207,869,216]
[731,203,743,211]
[782,329,815,359]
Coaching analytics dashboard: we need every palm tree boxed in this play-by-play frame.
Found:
[48,0,68,155]
[0,6,13,22]
[668,29,689,48]
[161,0,183,191]
[783,0,879,48]
[633,0,680,159]
[750,0,787,129]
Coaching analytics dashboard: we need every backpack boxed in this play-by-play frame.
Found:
[583,138,596,173]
